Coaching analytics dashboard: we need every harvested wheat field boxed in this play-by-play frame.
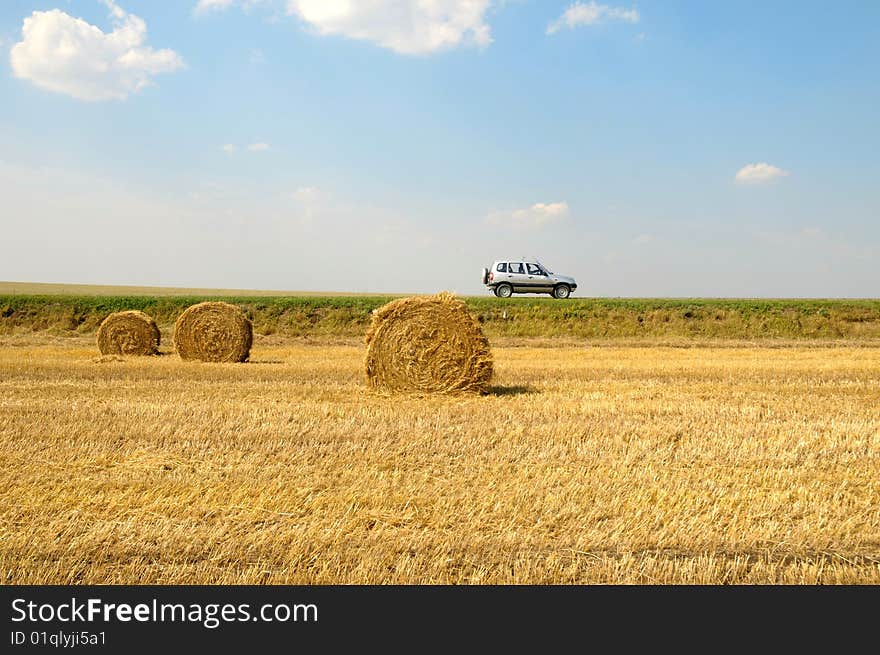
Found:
[1,334,878,584]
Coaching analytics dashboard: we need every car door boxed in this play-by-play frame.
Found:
[526,262,553,292]
[507,262,528,291]
[494,262,510,285]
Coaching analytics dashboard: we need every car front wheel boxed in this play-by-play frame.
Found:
[495,283,513,298]
[552,284,571,299]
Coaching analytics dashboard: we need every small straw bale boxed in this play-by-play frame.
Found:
[96,310,160,356]
[174,301,253,363]
[365,292,493,393]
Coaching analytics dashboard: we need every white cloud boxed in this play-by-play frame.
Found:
[222,142,270,152]
[547,2,639,35]
[735,162,790,185]
[632,233,656,245]
[192,0,492,54]
[10,1,184,101]
[286,0,493,55]
[488,202,570,229]
[194,0,266,15]
[195,0,237,13]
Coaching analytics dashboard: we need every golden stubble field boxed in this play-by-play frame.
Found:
[1,335,878,584]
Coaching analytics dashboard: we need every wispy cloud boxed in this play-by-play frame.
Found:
[547,2,640,35]
[487,202,570,229]
[220,142,270,153]
[292,186,319,203]
[195,0,235,14]
[194,0,266,16]
[735,162,789,185]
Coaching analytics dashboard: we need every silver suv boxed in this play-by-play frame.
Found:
[481,260,578,299]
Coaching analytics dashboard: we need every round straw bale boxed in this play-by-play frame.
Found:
[174,301,253,363]
[365,292,493,393]
[96,310,160,356]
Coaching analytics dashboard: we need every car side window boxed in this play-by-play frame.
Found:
[496,263,507,273]
[508,263,524,274]
[526,263,544,275]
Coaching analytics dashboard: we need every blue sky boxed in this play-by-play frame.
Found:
[1,1,878,296]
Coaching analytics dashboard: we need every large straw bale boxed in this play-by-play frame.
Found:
[365,292,493,393]
[174,301,252,363]
[96,310,160,356]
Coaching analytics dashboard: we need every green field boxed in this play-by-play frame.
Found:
[2,292,880,340]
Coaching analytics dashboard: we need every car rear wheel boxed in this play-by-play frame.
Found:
[495,283,513,298]
[552,284,570,299]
